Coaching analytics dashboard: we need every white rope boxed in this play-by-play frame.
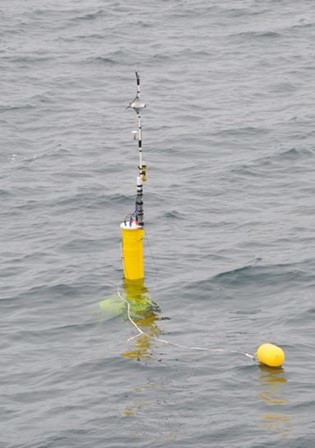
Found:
[117,290,255,360]
[117,290,146,341]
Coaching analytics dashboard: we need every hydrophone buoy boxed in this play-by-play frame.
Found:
[256,343,285,367]
[116,75,287,369]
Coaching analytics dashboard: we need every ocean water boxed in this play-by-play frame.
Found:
[1,1,315,447]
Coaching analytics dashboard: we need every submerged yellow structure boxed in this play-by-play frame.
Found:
[121,72,147,281]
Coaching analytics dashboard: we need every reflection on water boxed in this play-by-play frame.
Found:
[118,284,177,441]
[261,413,292,433]
[121,400,154,417]
[121,379,163,418]
[120,377,179,443]
[258,365,288,405]
[121,279,163,360]
[258,364,292,436]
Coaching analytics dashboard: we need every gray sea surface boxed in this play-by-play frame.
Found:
[1,1,315,447]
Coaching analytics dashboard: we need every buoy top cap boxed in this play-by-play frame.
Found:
[120,222,142,230]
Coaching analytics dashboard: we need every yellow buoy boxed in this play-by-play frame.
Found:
[257,343,285,368]
[121,223,145,280]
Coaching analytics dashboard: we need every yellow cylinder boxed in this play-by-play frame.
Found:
[121,224,145,280]
[257,343,285,368]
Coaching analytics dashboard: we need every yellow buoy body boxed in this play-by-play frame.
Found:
[121,223,145,280]
[257,343,285,368]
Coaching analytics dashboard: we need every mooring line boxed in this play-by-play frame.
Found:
[117,290,255,360]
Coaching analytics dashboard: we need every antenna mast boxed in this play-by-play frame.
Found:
[127,72,147,227]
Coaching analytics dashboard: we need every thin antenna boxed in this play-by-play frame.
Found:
[127,72,147,228]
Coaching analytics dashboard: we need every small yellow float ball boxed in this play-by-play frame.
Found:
[257,343,285,367]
